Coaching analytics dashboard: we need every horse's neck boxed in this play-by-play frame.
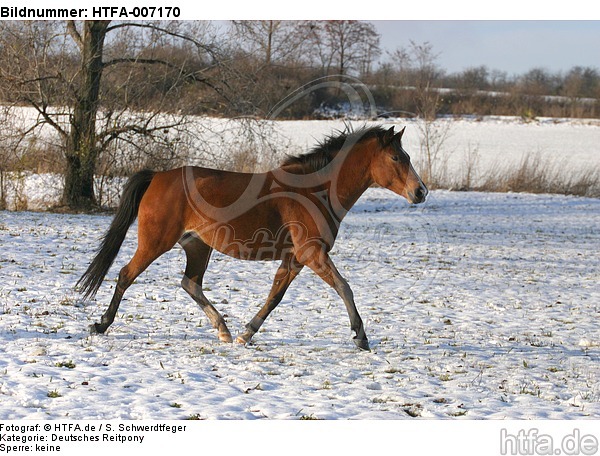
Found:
[332,146,374,212]
[272,146,373,218]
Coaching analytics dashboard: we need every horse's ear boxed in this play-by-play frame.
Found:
[383,126,395,145]
[394,126,406,140]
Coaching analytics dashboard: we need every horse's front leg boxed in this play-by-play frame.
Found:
[236,255,304,345]
[303,252,369,351]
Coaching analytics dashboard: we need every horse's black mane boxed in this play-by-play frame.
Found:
[282,125,389,173]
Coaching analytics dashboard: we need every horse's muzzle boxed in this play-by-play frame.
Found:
[409,185,428,204]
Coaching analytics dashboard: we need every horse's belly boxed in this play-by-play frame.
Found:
[197,223,294,261]
[211,237,295,261]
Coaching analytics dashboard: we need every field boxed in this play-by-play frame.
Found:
[2,115,600,210]
[1,187,599,419]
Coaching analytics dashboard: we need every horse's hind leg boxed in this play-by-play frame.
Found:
[236,254,303,345]
[91,247,160,334]
[179,233,232,343]
[92,203,183,335]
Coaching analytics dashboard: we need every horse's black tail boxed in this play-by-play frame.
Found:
[77,169,156,300]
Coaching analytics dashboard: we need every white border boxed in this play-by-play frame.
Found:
[6,0,600,20]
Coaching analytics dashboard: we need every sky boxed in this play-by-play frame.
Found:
[372,21,600,75]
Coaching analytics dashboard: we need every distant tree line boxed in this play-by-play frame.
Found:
[372,47,600,119]
[2,21,597,120]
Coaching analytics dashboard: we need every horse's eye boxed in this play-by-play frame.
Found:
[391,155,400,162]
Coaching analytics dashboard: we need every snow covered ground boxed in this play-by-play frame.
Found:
[278,115,600,177]
[1,189,599,419]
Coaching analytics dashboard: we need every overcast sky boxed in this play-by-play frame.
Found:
[373,21,600,75]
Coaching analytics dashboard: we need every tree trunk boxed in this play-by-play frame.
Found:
[63,21,109,209]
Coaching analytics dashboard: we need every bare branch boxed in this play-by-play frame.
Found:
[102,56,231,103]
[106,22,219,61]
[97,114,186,150]
[103,57,182,70]
[66,21,83,51]
[27,99,69,139]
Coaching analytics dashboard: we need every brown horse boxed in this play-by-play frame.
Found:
[77,125,428,350]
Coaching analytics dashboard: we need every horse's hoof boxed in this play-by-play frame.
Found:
[219,332,233,343]
[89,323,104,335]
[235,335,249,345]
[353,338,370,351]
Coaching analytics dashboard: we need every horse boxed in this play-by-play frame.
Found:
[77,125,428,350]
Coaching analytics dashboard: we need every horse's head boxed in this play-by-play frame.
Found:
[370,126,428,204]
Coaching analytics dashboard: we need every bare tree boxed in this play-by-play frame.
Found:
[0,20,226,209]
[388,41,451,187]
[230,21,311,66]
[456,66,490,91]
[310,21,381,78]
[520,68,560,96]
[561,66,600,118]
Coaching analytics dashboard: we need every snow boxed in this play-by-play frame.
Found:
[1,114,599,420]
[1,173,126,211]
[2,114,599,211]
[1,188,599,419]
[278,116,600,186]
